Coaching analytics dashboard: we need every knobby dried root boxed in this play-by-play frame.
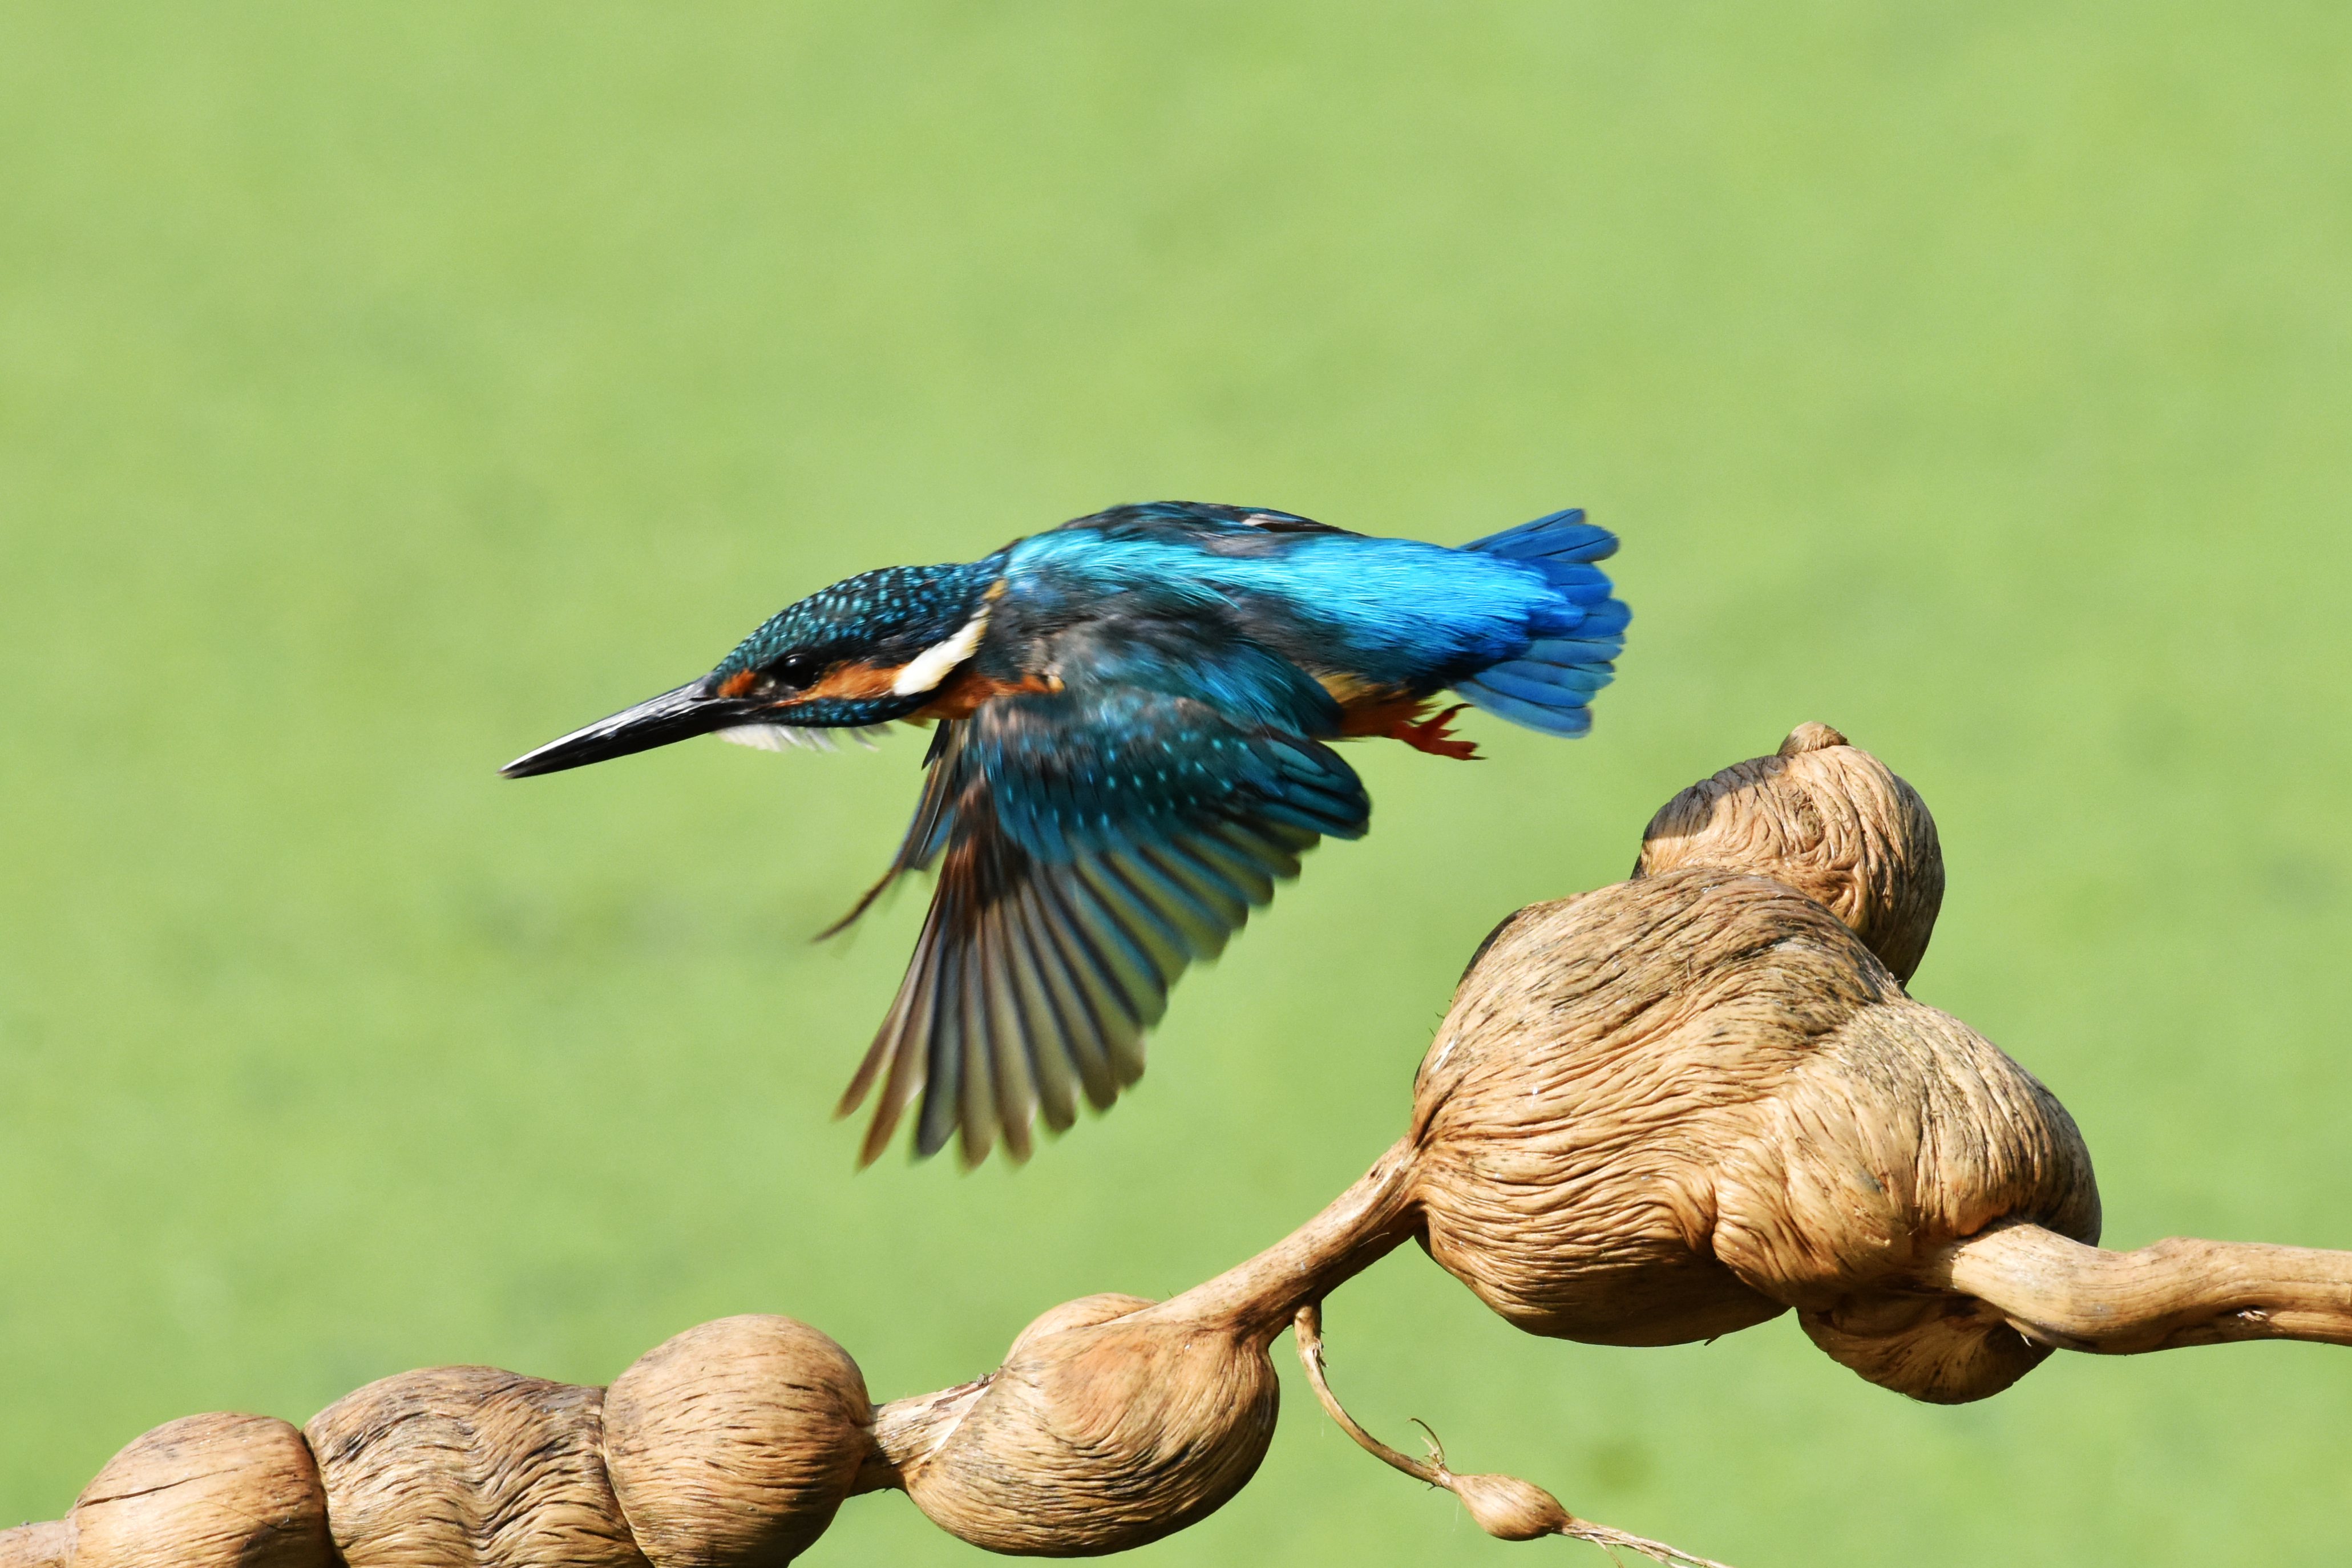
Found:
[1929,1223,2352,1352]
[851,1144,1422,1556]
[1293,1303,1737,1568]
[6,722,2350,1566]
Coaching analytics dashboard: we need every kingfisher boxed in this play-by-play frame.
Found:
[502,502,1628,1167]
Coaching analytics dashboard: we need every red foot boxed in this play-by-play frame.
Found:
[1391,701,1480,760]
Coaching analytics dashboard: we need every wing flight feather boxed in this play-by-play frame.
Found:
[837,688,1367,1165]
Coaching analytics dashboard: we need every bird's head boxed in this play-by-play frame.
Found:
[500,561,997,778]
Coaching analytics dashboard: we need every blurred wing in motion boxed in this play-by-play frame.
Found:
[835,689,1369,1166]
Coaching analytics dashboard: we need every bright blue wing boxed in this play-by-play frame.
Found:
[837,688,1368,1166]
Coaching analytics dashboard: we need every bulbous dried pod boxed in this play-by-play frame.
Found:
[304,1366,646,1566]
[1441,1472,1572,1541]
[1791,1290,2048,1405]
[878,1293,1278,1555]
[1412,868,2099,1401]
[604,1315,872,1566]
[68,1412,330,1568]
[1636,721,1942,981]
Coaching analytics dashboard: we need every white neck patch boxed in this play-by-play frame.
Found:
[718,723,884,753]
[891,608,991,697]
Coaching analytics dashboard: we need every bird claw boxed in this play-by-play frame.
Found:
[1394,702,1479,760]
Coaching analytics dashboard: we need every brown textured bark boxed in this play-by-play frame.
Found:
[1408,725,2099,1403]
[305,1367,649,1567]
[860,1149,1420,1556]
[0,1522,74,1568]
[68,1412,329,1568]
[1930,1223,2352,1352]
[1636,720,1943,982]
[603,1315,871,1566]
[879,1292,1276,1556]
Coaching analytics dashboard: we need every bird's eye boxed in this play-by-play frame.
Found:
[770,652,824,690]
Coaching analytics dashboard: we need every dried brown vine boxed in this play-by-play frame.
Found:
[6,721,2347,1567]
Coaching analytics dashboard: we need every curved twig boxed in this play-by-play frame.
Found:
[1292,1302,1739,1568]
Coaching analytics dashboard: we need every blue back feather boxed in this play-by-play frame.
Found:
[1003,502,1628,740]
[1013,519,1568,684]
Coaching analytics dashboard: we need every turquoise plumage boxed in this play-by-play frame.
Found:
[503,502,1629,1165]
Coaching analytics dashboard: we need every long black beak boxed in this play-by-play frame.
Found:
[499,680,754,778]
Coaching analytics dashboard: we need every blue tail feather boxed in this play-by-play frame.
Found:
[1527,633,1624,662]
[1541,569,1617,607]
[1478,660,1610,700]
[1524,556,1614,600]
[1473,669,1593,707]
[1568,597,1632,637]
[1452,679,1595,737]
[1454,506,1627,739]
[1462,507,1617,563]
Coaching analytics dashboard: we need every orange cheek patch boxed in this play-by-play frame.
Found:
[802,661,903,702]
[717,669,762,698]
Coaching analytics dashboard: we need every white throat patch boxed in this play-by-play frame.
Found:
[891,608,991,697]
[718,723,885,753]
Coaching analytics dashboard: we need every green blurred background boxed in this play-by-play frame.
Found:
[4,4,2347,1562]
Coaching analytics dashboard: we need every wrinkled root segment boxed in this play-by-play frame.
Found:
[1930,1223,2352,1354]
[1293,1304,1738,1568]
[0,1523,71,1568]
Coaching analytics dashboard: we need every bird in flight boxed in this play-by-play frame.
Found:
[502,502,1628,1166]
